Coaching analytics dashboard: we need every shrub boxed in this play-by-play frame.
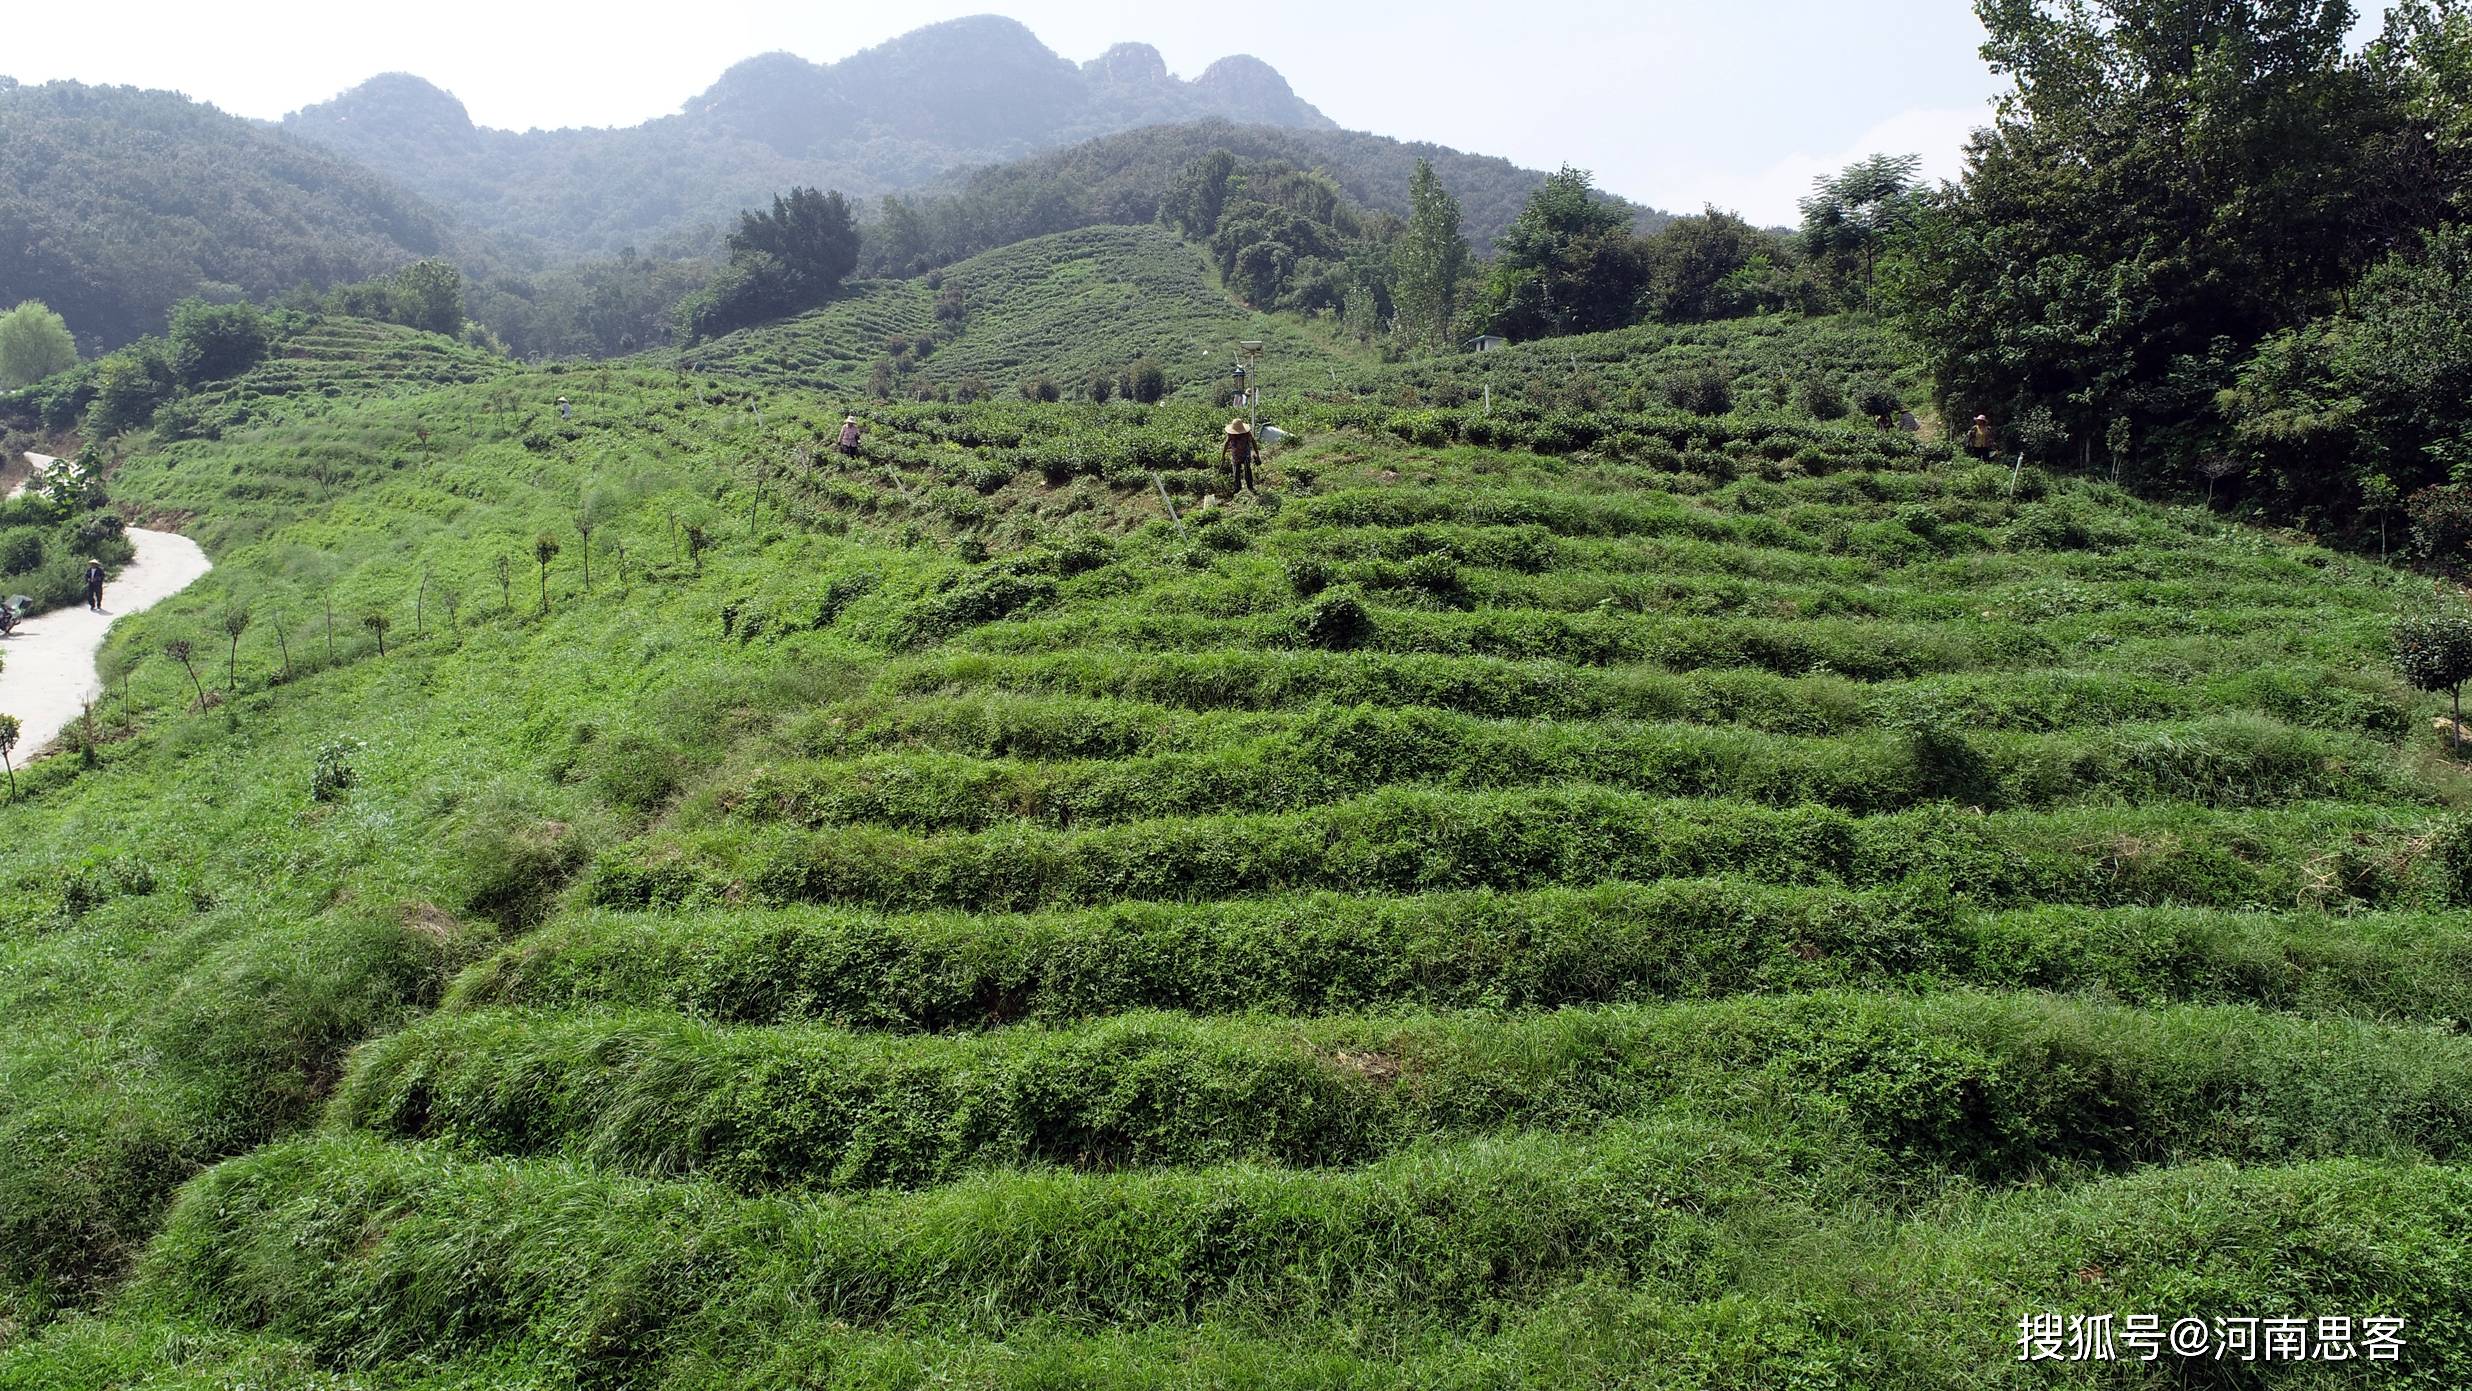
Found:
[310,737,364,802]
[1662,367,1734,416]
[1400,552,1468,605]
[572,728,688,814]
[167,298,270,385]
[1298,588,1373,650]
[1199,523,1249,553]
[1797,373,1848,420]
[895,567,1059,646]
[0,531,43,576]
[1855,383,1904,420]
[1050,533,1113,576]
[453,796,591,929]
[1122,358,1168,405]
[1285,557,1335,597]
[2394,607,2472,749]
[2409,484,2472,574]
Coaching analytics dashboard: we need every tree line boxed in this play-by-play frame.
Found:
[1879,0,2471,553]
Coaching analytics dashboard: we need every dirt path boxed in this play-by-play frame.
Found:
[0,526,211,754]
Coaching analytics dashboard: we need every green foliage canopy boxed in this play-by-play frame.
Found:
[167,299,270,385]
[0,300,78,388]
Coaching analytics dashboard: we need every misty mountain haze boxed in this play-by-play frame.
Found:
[278,16,1338,256]
[2,11,1667,353]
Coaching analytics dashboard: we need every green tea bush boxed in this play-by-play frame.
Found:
[1297,588,1373,650]
[339,993,2472,1192]
[307,737,362,803]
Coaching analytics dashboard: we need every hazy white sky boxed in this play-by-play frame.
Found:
[1,1,2401,224]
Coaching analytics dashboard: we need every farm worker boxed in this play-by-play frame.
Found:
[557,396,572,419]
[837,415,862,457]
[85,558,106,612]
[1221,418,1258,494]
[1966,414,1995,459]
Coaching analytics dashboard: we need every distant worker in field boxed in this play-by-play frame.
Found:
[837,415,862,458]
[558,396,572,420]
[1966,414,1995,459]
[1221,418,1259,494]
[85,557,106,612]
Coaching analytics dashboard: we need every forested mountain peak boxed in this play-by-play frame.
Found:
[286,72,479,147]
[267,15,1335,255]
[1190,54,1325,128]
[1085,42,1172,86]
[687,52,858,154]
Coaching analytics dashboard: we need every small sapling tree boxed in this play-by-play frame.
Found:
[440,587,462,630]
[2363,475,2400,562]
[494,554,514,611]
[98,645,139,706]
[2395,607,2472,754]
[0,713,18,799]
[534,533,562,613]
[362,610,390,656]
[220,604,251,693]
[269,610,292,681]
[165,638,206,707]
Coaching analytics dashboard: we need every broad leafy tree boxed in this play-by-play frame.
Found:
[0,300,77,388]
[1798,154,1922,305]
[395,261,466,337]
[1887,0,2448,486]
[680,188,860,342]
[1641,208,1809,323]
[167,298,270,384]
[728,188,860,291]
[89,338,177,435]
[1482,167,1637,339]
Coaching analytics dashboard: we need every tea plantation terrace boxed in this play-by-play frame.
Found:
[1,345,2467,1388]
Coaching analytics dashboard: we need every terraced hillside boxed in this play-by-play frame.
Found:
[1363,313,1934,418]
[3,325,2470,1388]
[168,317,512,437]
[684,224,1361,401]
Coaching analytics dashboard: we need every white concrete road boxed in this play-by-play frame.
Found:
[0,455,212,754]
[8,452,53,500]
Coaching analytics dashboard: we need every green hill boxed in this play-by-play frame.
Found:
[685,224,1367,400]
[865,116,1670,277]
[0,80,460,350]
[4,314,2472,1388]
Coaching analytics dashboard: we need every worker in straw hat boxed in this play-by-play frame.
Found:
[1220,418,1258,494]
[1966,413,1995,459]
[557,395,572,419]
[837,414,862,458]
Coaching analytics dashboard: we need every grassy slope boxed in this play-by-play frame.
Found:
[682,224,1367,401]
[1,310,2469,1387]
